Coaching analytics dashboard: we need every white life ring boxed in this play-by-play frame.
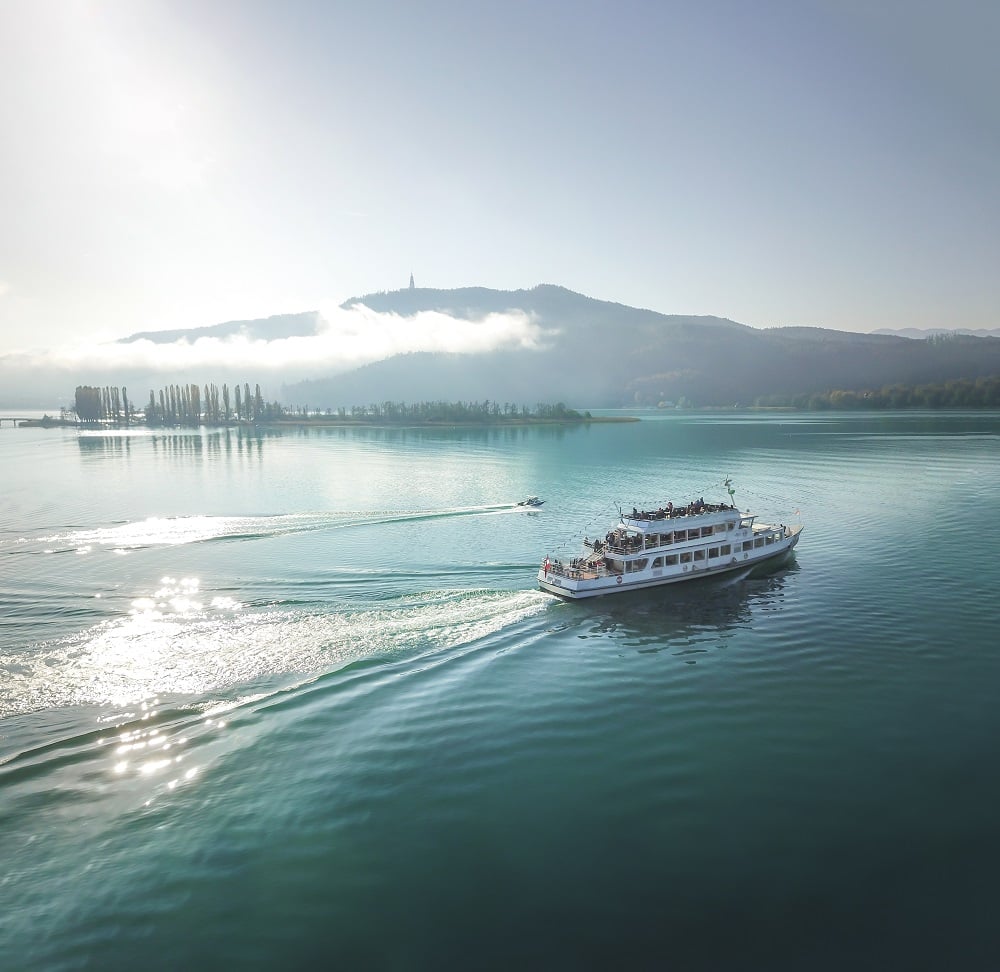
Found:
[616,576,623,585]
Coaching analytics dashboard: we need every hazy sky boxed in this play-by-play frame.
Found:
[1,0,997,355]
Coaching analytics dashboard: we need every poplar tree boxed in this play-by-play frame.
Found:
[74,386,102,424]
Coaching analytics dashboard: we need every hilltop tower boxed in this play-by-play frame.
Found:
[409,272,415,290]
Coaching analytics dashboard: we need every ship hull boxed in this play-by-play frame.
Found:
[539,528,800,600]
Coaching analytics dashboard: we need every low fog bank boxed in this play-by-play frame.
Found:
[0,304,549,409]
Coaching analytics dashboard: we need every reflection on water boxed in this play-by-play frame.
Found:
[75,422,589,456]
[77,428,274,461]
[287,422,590,444]
[574,561,797,654]
[0,694,232,829]
[76,433,134,457]
[103,696,206,801]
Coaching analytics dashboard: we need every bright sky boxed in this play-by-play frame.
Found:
[0,0,997,356]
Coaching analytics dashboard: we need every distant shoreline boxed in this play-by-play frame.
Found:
[12,404,1000,431]
[6,415,641,430]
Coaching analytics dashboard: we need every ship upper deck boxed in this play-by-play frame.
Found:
[620,503,748,535]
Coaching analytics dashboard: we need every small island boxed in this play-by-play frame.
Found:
[15,414,77,428]
[63,384,638,429]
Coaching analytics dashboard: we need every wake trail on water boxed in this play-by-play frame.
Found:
[0,584,554,827]
[1,504,533,554]
[0,584,553,724]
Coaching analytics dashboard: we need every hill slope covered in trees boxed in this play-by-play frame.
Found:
[283,286,1000,408]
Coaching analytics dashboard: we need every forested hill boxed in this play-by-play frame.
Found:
[284,285,1000,408]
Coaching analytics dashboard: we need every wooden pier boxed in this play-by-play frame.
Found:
[0,416,77,427]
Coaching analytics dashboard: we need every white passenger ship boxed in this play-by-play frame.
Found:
[538,487,802,599]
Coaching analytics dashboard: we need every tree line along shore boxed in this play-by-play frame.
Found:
[59,384,619,428]
[14,374,1000,429]
[752,375,1000,409]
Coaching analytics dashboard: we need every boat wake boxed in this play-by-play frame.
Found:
[0,584,551,723]
[0,580,553,835]
[4,504,528,554]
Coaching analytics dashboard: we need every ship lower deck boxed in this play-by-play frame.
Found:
[539,528,801,599]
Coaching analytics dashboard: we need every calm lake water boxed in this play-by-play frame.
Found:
[2,410,999,970]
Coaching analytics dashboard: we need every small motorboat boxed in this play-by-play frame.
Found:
[517,496,544,507]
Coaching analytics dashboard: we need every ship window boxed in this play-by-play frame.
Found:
[694,549,705,561]
[701,527,713,538]
[754,537,764,548]
[765,534,775,544]
[708,547,719,558]
[680,552,692,563]
[665,555,678,566]
[673,530,687,542]
[713,523,726,534]
[727,521,736,531]
[742,540,753,551]
[720,544,731,556]
[652,556,663,568]
[629,558,649,572]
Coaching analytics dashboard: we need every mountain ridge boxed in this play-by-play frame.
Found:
[119,311,322,345]
[284,285,1000,408]
[4,285,999,409]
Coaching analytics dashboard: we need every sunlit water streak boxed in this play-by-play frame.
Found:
[0,580,549,719]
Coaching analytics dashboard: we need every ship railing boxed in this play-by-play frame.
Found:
[605,534,677,556]
[543,560,611,581]
[625,503,736,522]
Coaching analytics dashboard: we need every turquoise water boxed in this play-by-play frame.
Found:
[2,411,999,969]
